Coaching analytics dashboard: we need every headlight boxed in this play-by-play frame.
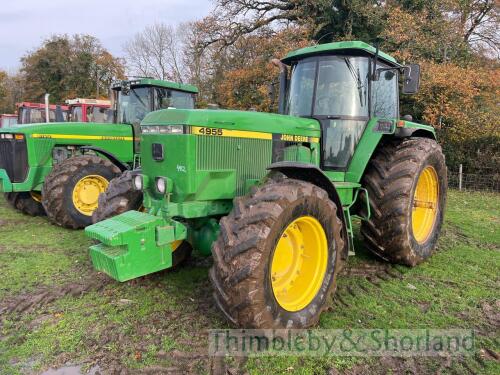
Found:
[133,174,143,191]
[141,125,184,134]
[0,133,14,139]
[156,177,166,194]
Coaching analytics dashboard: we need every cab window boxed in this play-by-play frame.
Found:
[31,109,44,123]
[88,106,108,123]
[117,87,151,125]
[286,60,316,117]
[154,88,195,110]
[371,63,398,119]
[71,107,82,122]
[314,56,369,117]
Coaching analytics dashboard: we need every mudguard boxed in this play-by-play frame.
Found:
[267,162,350,259]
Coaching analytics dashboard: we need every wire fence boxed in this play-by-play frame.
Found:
[448,165,500,193]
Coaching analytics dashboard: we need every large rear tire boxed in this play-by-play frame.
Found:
[4,192,46,216]
[210,176,344,328]
[91,170,142,224]
[360,137,447,266]
[42,155,120,229]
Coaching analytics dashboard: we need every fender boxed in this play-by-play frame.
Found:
[267,161,349,260]
[395,120,436,140]
[395,127,436,139]
[80,146,130,172]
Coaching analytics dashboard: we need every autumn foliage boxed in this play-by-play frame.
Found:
[214,29,310,112]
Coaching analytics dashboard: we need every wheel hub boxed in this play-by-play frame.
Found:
[72,175,109,216]
[412,166,439,243]
[271,216,328,312]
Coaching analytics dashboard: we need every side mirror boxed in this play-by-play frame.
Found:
[402,64,420,94]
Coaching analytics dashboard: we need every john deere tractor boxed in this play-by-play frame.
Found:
[86,41,447,328]
[0,79,197,227]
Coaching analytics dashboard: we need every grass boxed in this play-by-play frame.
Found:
[0,190,498,374]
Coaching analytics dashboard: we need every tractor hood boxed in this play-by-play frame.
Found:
[0,121,135,193]
[0,122,132,138]
[142,109,321,138]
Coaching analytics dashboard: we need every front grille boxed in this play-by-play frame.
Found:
[197,136,272,195]
[0,138,29,182]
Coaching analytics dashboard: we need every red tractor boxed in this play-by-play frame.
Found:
[16,102,69,124]
[65,98,112,123]
[0,114,17,128]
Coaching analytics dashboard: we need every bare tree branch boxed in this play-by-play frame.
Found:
[124,23,186,82]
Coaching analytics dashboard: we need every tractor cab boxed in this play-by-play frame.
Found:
[66,98,112,123]
[0,114,17,128]
[16,102,70,124]
[275,41,420,170]
[110,78,198,151]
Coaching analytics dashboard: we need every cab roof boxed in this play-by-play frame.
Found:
[282,41,401,67]
[111,78,198,94]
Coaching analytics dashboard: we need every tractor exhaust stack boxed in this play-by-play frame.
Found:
[44,93,50,123]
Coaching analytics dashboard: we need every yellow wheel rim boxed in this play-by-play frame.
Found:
[72,175,109,216]
[30,191,42,203]
[271,216,328,312]
[171,240,182,252]
[412,166,439,243]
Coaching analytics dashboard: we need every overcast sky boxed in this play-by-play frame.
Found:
[0,0,213,72]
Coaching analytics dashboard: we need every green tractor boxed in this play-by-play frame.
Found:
[0,79,197,228]
[86,41,447,328]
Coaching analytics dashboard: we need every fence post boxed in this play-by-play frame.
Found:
[458,164,463,191]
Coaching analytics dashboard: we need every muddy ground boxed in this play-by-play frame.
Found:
[0,190,498,374]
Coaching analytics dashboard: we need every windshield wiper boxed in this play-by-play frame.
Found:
[131,88,147,108]
[344,58,364,107]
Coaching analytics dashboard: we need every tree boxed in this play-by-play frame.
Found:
[20,35,125,103]
[21,36,72,102]
[68,35,125,98]
[214,27,309,111]
[0,72,25,114]
[196,0,386,48]
[124,23,185,82]
[450,0,500,58]
[0,70,6,104]
[412,61,500,170]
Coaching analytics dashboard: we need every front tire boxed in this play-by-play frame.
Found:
[210,177,344,328]
[91,170,143,224]
[42,155,120,229]
[4,192,46,216]
[360,137,447,266]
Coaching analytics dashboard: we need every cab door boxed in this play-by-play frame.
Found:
[312,56,370,171]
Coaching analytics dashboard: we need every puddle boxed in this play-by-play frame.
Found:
[41,365,100,375]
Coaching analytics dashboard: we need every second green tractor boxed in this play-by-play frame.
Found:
[0,79,197,228]
[87,41,447,328]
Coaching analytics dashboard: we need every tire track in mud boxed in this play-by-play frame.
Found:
[331,252,499,374]
[333,260,406,309]
[0,273,111,316]
[332,219,491,309]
